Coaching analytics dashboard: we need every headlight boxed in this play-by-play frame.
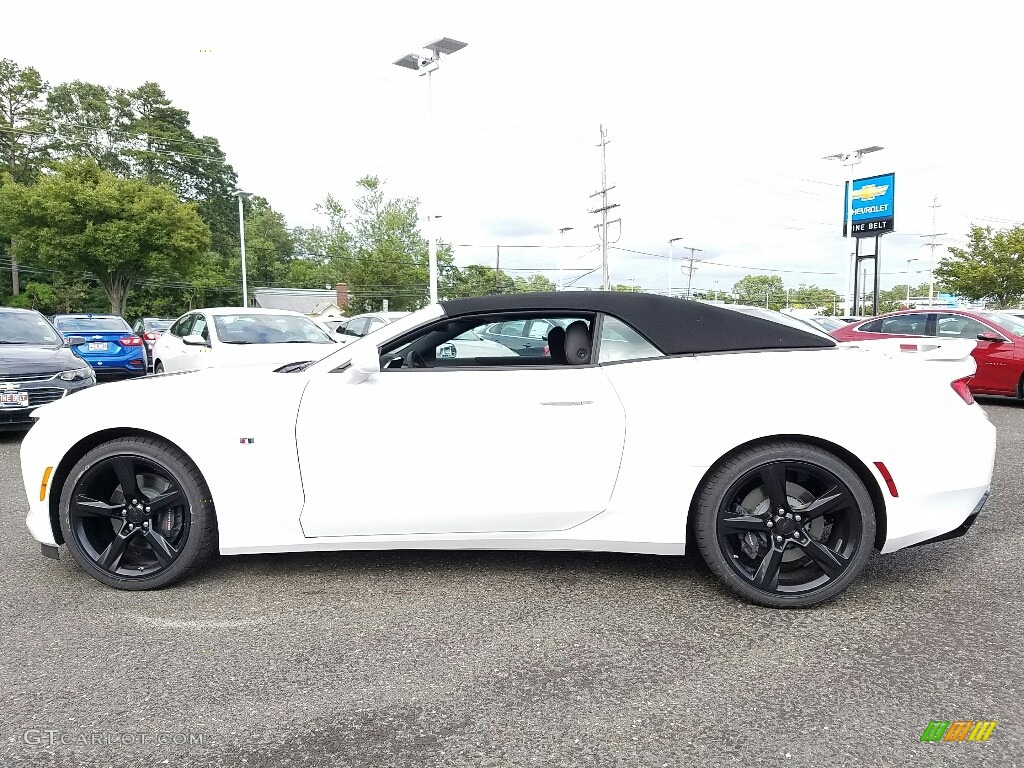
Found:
[59,367,94,381]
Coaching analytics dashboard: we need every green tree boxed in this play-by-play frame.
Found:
[1,58,50,295]
[0,159,210,315]
[733,274,785,309]
[935,225,1024,308]
[6,281,56,312]
[513,273,556,293]
[446,264,514,298]
[45,79,239,255]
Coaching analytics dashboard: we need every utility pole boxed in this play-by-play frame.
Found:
[920,195,946,307]
[681,246,703,299]
[589,125,620,290]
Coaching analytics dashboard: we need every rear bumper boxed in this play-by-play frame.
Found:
[907,491,988,549]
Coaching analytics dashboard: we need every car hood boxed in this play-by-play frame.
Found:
[0,345,86,375]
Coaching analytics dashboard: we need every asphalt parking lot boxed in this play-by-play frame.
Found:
[1,400,1021,767]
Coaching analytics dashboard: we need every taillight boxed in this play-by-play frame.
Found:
[119,336,143,346]
[951,376,975,405]
[143,332,158,341]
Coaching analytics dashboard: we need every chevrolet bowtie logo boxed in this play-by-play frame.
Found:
[852,184,889,202]
[0,382,20,389]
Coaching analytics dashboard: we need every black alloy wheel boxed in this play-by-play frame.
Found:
[59,437,217,589]
[694,442,875,608]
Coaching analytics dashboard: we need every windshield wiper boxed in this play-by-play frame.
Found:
[275,360,315,373]
[220,340,255,344]
[0,340,34,344]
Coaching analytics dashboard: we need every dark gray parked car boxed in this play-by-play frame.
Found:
[0,307,97,431]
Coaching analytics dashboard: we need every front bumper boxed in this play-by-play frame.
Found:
[0,376,95,430]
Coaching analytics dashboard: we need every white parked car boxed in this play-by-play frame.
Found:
[436,329,515,360]
[151,308,339,373]
[21,293,995,607]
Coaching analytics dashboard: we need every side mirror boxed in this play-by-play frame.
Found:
[977,332,1005,343]
[183,334,209,346]
[349,345,381,383]
[65,336,87,347]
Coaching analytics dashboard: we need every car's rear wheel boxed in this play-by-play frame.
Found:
[694,442,875,608]
[153,361,164,374]
[59,437,217,590]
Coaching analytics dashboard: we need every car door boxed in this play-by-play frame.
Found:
[158,314,195,371]
[179,313,211,370]
[295,341,627,538]
[936,313,1016,394]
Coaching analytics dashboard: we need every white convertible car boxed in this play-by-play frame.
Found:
[20,293,995,607]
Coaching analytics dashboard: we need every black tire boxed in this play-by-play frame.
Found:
[153,361,164,374]
[58,436,217,590]
[693,441,875,608]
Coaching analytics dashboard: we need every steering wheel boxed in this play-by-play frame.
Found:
[405,350,428,369]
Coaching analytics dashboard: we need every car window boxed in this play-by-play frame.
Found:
[213,313,334,344]
[976,312,1024,337]
[366,318,386,333]
[597,316,663,364]
[191,315,209,340]
[132,320,142,333]
[937,315,993,340]
[0,310,62,345]
[877,314,930,335]
[526,320,552,340]
[170,315,195,337]
[856,318,883,333]
[344,317,370,336]
[54,316,131,332]
[498,320,526,337]
[147,319,173,331]
[382,315,591,368]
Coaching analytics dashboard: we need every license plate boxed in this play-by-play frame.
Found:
[0,392,29,407]
[88,342,107,351]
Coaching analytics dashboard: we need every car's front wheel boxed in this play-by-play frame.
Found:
[693,442,875,608]
[153,361,164,374]
[58,437,217,590]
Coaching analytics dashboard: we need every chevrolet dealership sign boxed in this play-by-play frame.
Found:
[843,172,895,237]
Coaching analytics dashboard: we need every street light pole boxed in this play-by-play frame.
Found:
[233,190,253,307]
[906,258,920,307]
[668,237,683,297]
[558,227,574,291]
[393,37,468,305]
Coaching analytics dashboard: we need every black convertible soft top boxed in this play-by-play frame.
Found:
[439,292,835,355]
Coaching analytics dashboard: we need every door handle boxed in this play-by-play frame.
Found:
[540,401,594,406]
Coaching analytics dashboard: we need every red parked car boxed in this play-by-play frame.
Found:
[831,308,1024,397]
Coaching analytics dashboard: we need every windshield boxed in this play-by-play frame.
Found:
[0,311,62,345]
[146,319,174,331]
[213,313,335,344]
[54,316,130,332]
[977,312,1024,337]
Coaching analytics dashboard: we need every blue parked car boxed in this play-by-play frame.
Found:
[51,314,147,378]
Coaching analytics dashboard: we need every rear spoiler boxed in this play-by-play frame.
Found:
[836,337,978,362]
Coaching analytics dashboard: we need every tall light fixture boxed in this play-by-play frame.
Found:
[668,237,683,297]
[823,145,884,313]
[558,227,574,291]
[394,37,469,305]
[906,257,920,307]
[233,190,253,307]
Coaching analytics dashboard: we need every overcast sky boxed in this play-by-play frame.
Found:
[7,1,1024,299]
